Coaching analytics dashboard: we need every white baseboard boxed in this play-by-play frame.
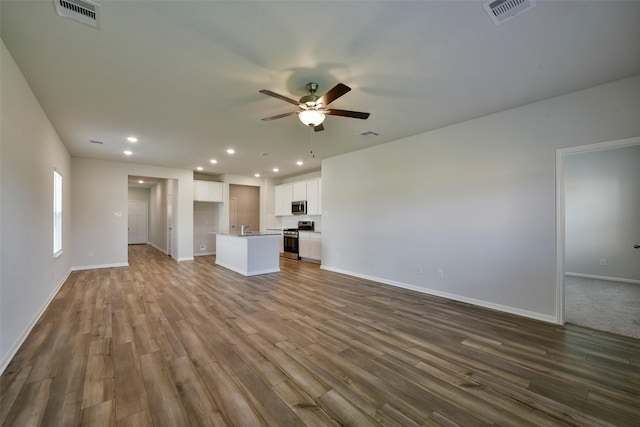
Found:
[71,262,128,271]
[321,266,557,324]
[150,243,167,254]
[215,261,279,277]
[194,252,216,257]
[565,272,640,285]
[0,269,71,375]
[177,257,195,262]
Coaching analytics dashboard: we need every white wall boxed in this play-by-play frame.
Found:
[128,187,151,202]
[72,158,194,268]
[1,41,72,371]
[282,171,321,183]
[194,202,218,255]
[564,144,640,281]
[322,74,640,322]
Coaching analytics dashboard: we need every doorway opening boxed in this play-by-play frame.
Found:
[556,136,640,337]
[128,176,177,259]
[228,184,260,233]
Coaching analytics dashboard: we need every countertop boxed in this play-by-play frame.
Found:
[209,231,282,237]
[265,228,322,234]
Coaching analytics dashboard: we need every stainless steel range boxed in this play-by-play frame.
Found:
[282,221,314,260]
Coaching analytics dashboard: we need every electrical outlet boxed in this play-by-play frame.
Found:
[88,250,93,257]
[417,266,423,274]
[599,258,606,265]
[200,244,206,250]
[437,268,444,278]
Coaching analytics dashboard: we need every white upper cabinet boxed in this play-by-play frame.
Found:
[274,178,321,216]
[292,181,307,201]
[306,178,321,215]
[194,180,224,202]
[275,183,293,216]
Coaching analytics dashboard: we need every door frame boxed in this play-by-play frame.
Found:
[555,135,640,324]
[167,193,174,257]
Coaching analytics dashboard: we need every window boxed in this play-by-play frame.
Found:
[53,169,63,256]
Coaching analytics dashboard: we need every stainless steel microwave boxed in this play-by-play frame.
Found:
[291,200,307,215]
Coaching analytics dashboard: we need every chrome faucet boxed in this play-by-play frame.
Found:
[241,224,251,234]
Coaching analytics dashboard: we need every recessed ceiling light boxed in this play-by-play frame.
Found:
[127,136,138,143]
[124,150,133,156]
[210,159,218,164]
[296,161,303,166]
[254,173,260,178]
[138,180,144,184]
[196,166,203,171]
[273,168,279,172]
[226,149,235,154]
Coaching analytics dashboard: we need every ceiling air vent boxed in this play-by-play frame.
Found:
[359,131,379,138]
[483,0,536,25]
[53,0,100,29]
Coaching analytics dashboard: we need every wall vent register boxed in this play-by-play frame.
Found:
[53,0,100,28]
[483,0,536,25]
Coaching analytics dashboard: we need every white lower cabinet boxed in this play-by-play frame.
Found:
[298,231,321,261]
[309,233,321,260]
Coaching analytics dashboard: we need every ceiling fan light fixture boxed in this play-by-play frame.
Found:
[299,109,325,127]
[260,82,368,131]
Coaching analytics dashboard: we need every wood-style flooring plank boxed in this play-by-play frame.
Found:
[0,366,31,423]
[1,379,51,426]
[79,399,115,427]
[41,390,82,427]
[168,356,227,427]
[112,341,148,421]
[196,361,266,426]
[139,351,190,426]
[2,244,640,426]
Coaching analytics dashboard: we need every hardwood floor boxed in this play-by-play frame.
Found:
[2,244,639,426]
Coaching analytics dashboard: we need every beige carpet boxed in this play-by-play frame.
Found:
[565,275,640,339]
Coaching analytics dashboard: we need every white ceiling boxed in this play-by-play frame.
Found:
[2,1,640,179]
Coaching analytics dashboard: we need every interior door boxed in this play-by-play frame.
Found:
[127,201,148,244]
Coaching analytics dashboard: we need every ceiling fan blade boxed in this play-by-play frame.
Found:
[262,111,298,121]
[317,83,351,107]
[259,89,300,106]
[314,123,324,132]
[325,109,370,120]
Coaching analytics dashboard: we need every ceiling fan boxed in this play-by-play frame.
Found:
[259,82,370,132]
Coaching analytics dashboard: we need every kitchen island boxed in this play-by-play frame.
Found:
[213,232,281,276]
